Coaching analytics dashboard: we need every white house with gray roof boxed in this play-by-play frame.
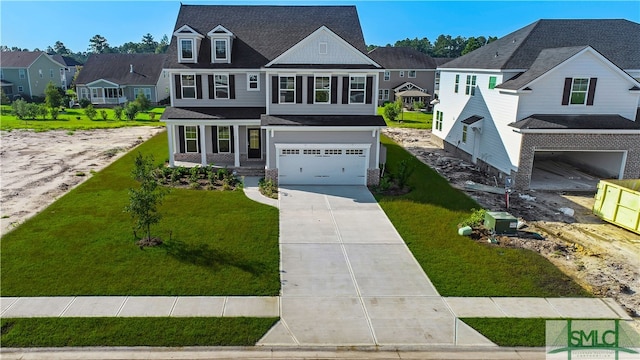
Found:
[161,5,385,186]
[433,19,640,190]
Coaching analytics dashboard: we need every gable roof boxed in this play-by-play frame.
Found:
[0,51,60,68]
[367,47,437,69]
[75,53,167,86]
[165,5,368,69]
[51,55,83,67]
[440,19,640,70]
[509,114,640,130]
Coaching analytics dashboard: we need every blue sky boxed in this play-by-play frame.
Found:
[1,1,639,52]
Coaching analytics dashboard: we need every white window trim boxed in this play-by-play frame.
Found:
[462,125,468,143]
[314,75,331,104]
[279,75,296,104]
[349,75,366,105]
[217,125,231,153]
[408,70,416,78]
[18,86,24,92]
[378,89,389,101]
[134,88,152,100]
[178,38,195,63]
[213,38,228,61]
[247,73,259,91]
[19,69,25,79]
[570,77,590,105]
[383,71,390,81]
[399,71,405,77]
[39,69,43,78]
[181,73,197,99]
[214,74,229,99]
[454,74,460,93]
[465,75,477,96]
[184,126,199,153]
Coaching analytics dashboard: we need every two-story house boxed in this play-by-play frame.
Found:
[161,5,385,186]
[0,51,69,99]
[433,19,640,190]
[367,46,436,107]
[75,53,169,106]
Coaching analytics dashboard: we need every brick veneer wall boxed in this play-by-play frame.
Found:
[516,133,640,189]
[367,168,380,186]
[265,168,278,186]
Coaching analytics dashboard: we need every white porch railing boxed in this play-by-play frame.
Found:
[91,96,127,105]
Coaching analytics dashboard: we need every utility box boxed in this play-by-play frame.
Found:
[593,179,640,234]
[484,211,517,235]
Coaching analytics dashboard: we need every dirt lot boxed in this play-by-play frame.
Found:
[0,126,164,234]
[384,128,640,322]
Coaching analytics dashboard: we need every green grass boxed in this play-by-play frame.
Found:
[0,105,165,131]
[0,317,278,347]
[377,135,590,297]
[377,106,433,129]
[461,318,548,347]
[0,132,280,296]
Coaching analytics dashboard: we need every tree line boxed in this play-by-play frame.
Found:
[0,33,169,63]
[368,34,498,58]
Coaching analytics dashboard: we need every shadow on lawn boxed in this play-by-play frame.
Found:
[163,239,267,275]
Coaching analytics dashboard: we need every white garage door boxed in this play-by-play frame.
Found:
[278,146,368,185]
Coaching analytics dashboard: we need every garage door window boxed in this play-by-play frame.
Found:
[346,149,364,155]
[303,149,321,155]
[325,149,343,155]
[281,149,299,155]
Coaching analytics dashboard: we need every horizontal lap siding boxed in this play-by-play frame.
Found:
[172,73,265,107]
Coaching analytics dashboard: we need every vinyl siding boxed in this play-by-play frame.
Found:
[172,72,266,107]
[26,55,64,96]
[0,68,31,96]
[380,69,436,101]
[271,28,372,65]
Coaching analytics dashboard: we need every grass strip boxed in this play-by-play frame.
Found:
[461,318,548,347]
[0,317,278,347]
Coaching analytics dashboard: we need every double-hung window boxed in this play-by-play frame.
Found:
[279,76,295,103]
[214,74,229,99]
[135,88,152,100]
[180,39,194,61]
[570,78,589,105]
[247,73,259,91]
[217,126,230,153]
[378,89,389,101]
[488,76,497,89]
[181,74,196,98]
[465,75,477,96]
[454,74,460,93]
[185,126,198,153]
[349,76,365,104]
[314,76,330,103]
[383,71,390,81]
[214,39,227,60]
[435,111,443,131]
[408,70,416,78]
[50,69,54,78]
[19,69,25,79]
[462,125,468,143]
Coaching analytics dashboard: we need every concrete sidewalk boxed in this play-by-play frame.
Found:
[242,176,278,208]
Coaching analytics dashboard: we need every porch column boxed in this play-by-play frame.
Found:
[167,124,175,167]
[199,125,207,166]
[233,125,240,167]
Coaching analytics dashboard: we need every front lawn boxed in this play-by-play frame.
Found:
[0,105,165,131]
[376,135,589,297]
[377,106,433,129]
[0,132,280,296]
[0,317,278,347]
[461,318,549,347]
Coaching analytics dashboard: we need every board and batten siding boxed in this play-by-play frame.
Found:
[172,73,266,108]
[516,51,640,121]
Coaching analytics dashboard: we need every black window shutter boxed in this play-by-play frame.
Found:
[196,75,203,99]
[307,76,314,104]
[296,76,303,104]
[197,127,201,153]
[342,76,349,104]
[208,75,214,99]
[229,75,236,99]
[586,77,597,106]
[212,126,218,153]
[271,76,278,104]
[365,76,373,104]
[174,75,182,99]
[331,76,338,104]
[178,126,185,153]
[561,78,572,105]
[230,126,235,153]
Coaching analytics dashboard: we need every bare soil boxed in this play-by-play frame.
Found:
[0,126,165,235]
[383,128,640,323]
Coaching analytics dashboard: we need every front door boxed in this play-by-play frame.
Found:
[248,128,261,159]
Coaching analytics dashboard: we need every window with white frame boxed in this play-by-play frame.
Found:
[408,70,416,78]
[570,78,589,105]
[214,39,227,60]
[79,88,89,99]
[378,89,389,101]
[180,39,194,61]
[181,74,196,98]
[60,68,65,76]
[217,126,230,153]
[134,88,152,100]
[349,76,365,104]
[314,76,330,103]
[462,125,468,143]
[50,69,54,78]
[185,126,198,153]
[465,75,476,96]
[383,71,390,81]
[435,110,443,131]
[279,76,295,103]
[39,69,43,78]
[454,74,460,93]
[214,74,229,99]
[18,86,24,92]
[399,71,404,77]
[435,71,441,88]
[91,88,101,98]
[19,69,25,79]
[247,73,259,91]
[104,88,123,98]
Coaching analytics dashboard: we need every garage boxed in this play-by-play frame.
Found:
[277,144,369,185]
[529,150,626,191]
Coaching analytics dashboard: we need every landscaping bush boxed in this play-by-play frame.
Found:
[135,92,151,112]
[100,109,109,121]
[258,178,278,199]
[84,104,97,120]
[31,95,45,104]
[124,102,139,121]
[113,106,123,121]
[79,98,91,108]
[0,88,10,105]
[459,208,487,228]
[383,101,401,122]
[49,107,59,120]
[412,101,425,110]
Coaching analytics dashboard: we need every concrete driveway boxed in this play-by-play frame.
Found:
[259,186,493,347]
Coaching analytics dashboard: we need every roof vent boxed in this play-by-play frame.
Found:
[512,38,517,43]
[495,52,499,57]
[130,64,133,73]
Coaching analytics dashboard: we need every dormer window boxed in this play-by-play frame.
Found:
[207,25,234,64]
[214,39,228,60]
[180,39,194,60]
[174,25,204,64]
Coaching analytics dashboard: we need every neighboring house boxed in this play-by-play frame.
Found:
[432,57,454,98]
[367,46,437,107]
[0,51,68,98]
[433,19,640,190]
[75,53,169,106]
[51,54,83,89]
[161,5,385,186]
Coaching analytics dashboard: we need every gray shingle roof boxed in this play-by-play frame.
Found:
[162,106,265,120]
[440,19,640,70]
[262,114,386,127]
[509,114,640,130]
[0,51,56,68]
[51,55,83,67]
[165,5,368,69]
[75,53,166,86]
[367,47,436,69]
